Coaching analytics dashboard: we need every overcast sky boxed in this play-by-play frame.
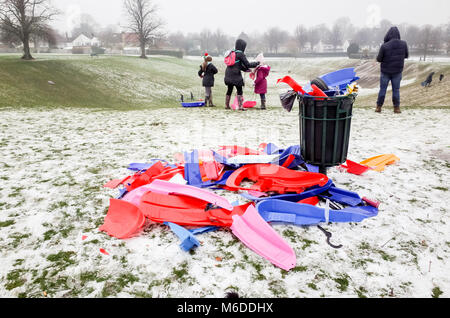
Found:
[52,0,450,36]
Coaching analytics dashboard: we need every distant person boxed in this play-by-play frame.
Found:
[251,55,271,110]
[421,72,435,88]
[198,53,218,107]
[375,26,409,114]
[224,39,260,111]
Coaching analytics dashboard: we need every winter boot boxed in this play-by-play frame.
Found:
[209,94,215,107]
[261,99,266,110]
[237,95,245,111]
[225,95,231,110]
[375,106,382,113]
[394,106,402,114]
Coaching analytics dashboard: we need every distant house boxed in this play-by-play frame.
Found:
[66,34,102,54]
[70,34,101,47]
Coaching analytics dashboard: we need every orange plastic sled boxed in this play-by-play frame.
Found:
[359,154,400,172]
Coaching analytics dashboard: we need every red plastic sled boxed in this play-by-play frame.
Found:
[340,160,370,175]
[99,199,146,239]
[225,164,329,194]
[310,84,328,98]
[277,76,307,94]
[139,191,251,227]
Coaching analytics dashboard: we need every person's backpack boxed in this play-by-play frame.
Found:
[224,50,241,66]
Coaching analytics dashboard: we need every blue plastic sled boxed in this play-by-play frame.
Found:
[184,150,216,188]
[256,199,378,226]
[182,102,205,108]
[164,222,201,252]
[319,68,360,91]
[320,186,363,207]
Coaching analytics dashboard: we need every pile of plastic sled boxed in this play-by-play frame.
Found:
[100,142,384,272]
[278,68,360,112]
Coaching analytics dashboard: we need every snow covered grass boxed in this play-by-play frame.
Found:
[0,105,449,298]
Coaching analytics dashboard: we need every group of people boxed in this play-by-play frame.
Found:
[198,27,412,114]
[198,39,270,111]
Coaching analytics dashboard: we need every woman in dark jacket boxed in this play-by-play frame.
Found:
[224,39,260,110]
[375,26,409,114]
[198,54,218,107]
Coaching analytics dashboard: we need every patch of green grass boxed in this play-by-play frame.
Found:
[116,273,139,289]
[32,269,70,295]
[355,286,368,298]
[46,251,76,270]
[376,249,396,262]
[100,273,140,298]
[432,287,443,298]
[9,232,31,248]
[0,220,15,228]
[268,280,287,297]
[80,271,108,286]
[43,230,58,241]
[333,273,351,292]
[172,262,190,283]
[5,269,27,290]
[352,258,374,269]
[291,265,308,273]
[282,228,301,243]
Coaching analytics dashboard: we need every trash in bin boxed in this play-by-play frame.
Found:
[299,93,356,175]
[279,90,297,112]
[319,68,360,93]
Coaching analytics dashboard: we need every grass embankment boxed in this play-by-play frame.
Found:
[0,54,209,109]
[0,54,449,109]
[354,60,450,108]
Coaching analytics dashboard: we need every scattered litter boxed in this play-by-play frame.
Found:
[100,249,109,256]
[99,142,384,271]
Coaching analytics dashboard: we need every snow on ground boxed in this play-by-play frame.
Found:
[0,105,449,298]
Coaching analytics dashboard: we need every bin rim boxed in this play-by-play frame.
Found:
[299,93,358,100]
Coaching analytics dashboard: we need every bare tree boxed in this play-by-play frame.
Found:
[212,28,229,55]
[71,13,100,39]
[264,27,288,54]
[98,25,121,49]
[294,24,308,53]
[419,25,433,61]
[445,22,450,54]
[328,22,345,51]
[199,28,213,53]
[0,0,57,60]
[308,25,323,52]
[403,24,421,50]
[124,0,164,59]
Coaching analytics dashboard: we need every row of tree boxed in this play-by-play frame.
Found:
[1,0,449,60]
[167,18,450,58]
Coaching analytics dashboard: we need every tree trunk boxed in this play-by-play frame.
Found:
[22,33,33,60]
[140,41,147,59]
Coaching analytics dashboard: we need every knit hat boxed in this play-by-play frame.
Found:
[203,53,212,62]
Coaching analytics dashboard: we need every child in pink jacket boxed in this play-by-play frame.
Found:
[253,63,271,110]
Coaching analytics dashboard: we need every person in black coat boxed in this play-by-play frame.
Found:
[375,26,409,114]
[224,39,260,110]
[198,54,218,107]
